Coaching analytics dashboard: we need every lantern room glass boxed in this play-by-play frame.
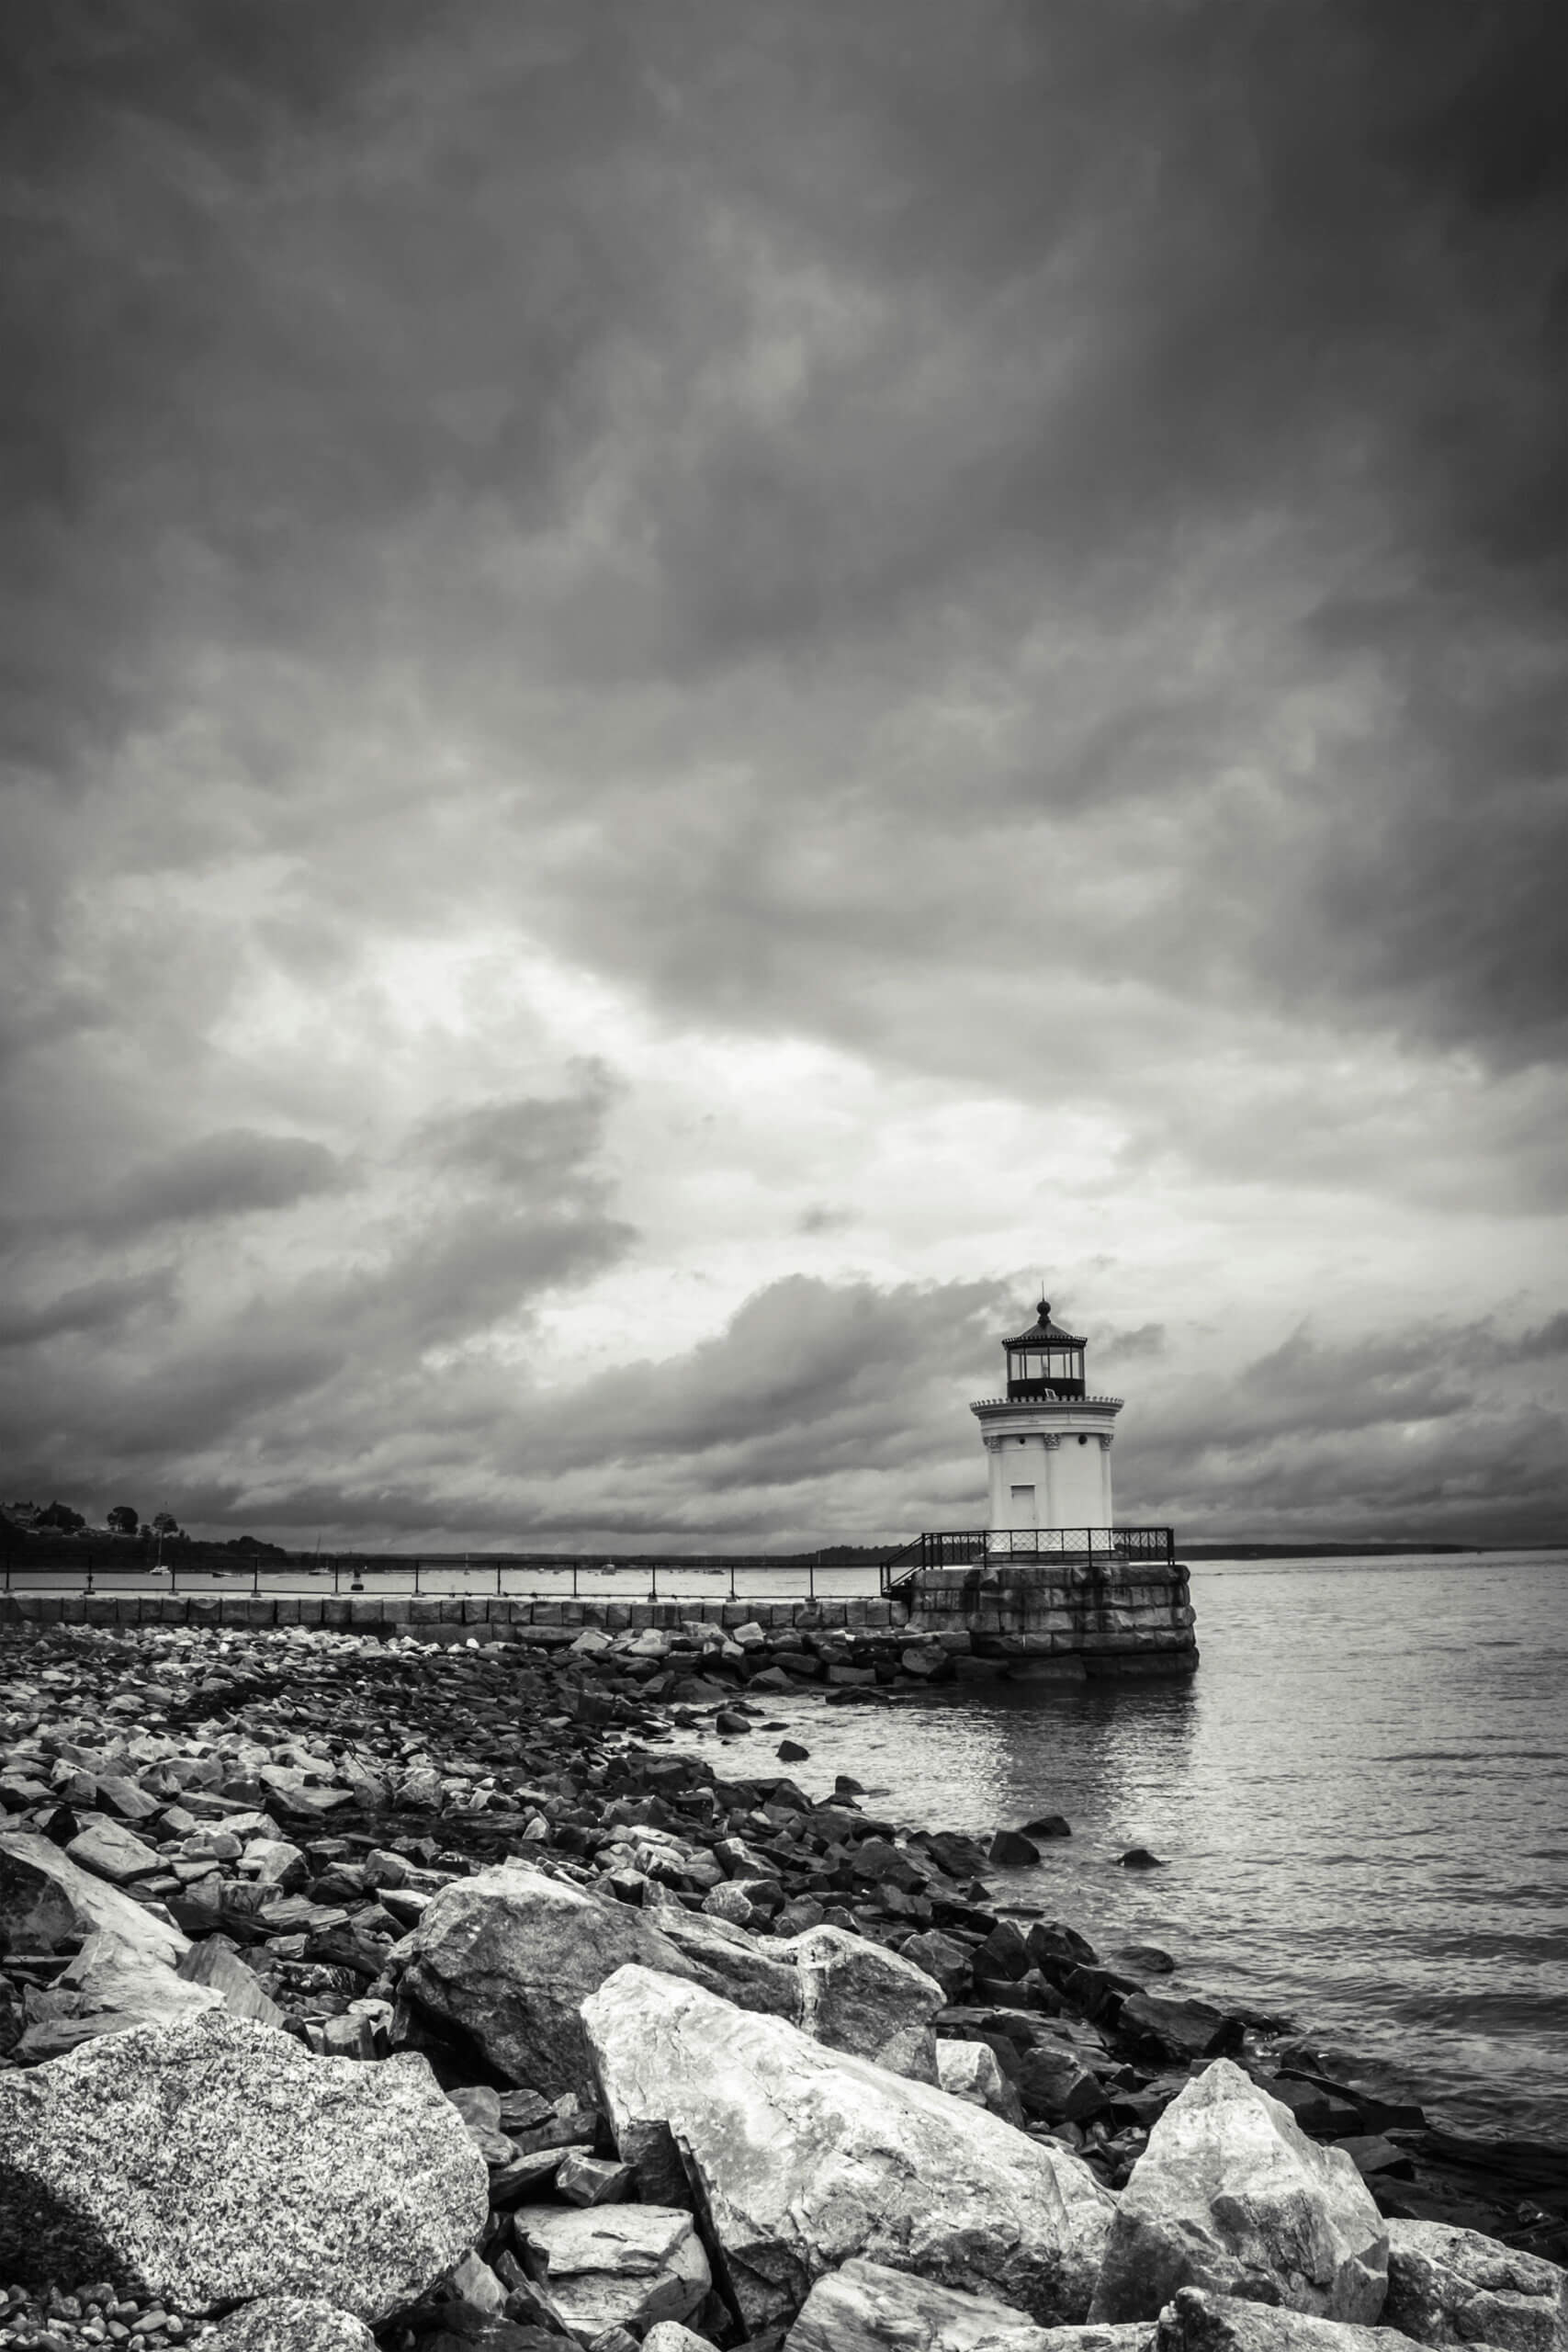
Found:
[1005,1340,1086,1398]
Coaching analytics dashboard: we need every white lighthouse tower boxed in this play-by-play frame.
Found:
[970,1298,1122,1541]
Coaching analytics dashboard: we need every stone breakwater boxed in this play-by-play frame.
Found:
[1,1614,1562,2352]
[1,1548,1199,1679]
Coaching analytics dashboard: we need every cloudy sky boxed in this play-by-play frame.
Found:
[3,0,1565,1551]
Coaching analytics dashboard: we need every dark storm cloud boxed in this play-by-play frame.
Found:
[415,1065,620,1189]
[0,1265,174,1348]
[517,1274,1002,1474]
[0,1064,637,1479]
[66,1129,350,1241]
[4,0,1563,1064]
[1121,1311,1568,1542]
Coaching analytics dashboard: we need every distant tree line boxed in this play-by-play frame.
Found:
[1,1498,287,1558]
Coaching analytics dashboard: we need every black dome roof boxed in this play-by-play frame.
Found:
[1002,1298,1087,1349]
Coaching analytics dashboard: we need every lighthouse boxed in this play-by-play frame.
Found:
[970,1299,1122,1541]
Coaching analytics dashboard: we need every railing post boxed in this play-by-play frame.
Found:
[414,1558,421,1592]
[808,1558,815,1600]
[572,1563,580,1598]
[649,1563,659,1602]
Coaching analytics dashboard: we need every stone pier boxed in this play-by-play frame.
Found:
[900,1555,1198,1678]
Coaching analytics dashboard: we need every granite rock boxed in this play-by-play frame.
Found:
[0,2009,488,2319]
[58,1928,224,2031]
[935,2038,1027,2126]
[582,1963,1116,2334]
[203,2299,377,2352]
[398,1860,699,2096]
[1089,2060,1387,2324]
[783,2253,1073,2346]
[63,1816,163,1883]
[514,2202,710,2344]
[1155,2285,1426,2352]
[649,1903,800,2018]
[789,1922,946,2065]
[1382,2220,1567,2352]
[0,1830,189,1964]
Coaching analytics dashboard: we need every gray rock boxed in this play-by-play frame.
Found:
[901,1929,975,1999]
[57,1928,224,2033]
[1089,2059,1387,2325]
[641,2326,715,2352]
[515,2203,710,2343]
[1155,2285,1426,2352]
[1014,2041,1109,2125]
[175,1936,287,2029]
[873,2022,942,2084]
[582,1963,1115,2334]
[1383,2220,1567,2352]
[398,1860,699,2096]
[784,2253,1064,2346]
[789,1924,945,2066]
[935,2039,1027,2127]
[0,2009,488,2319]
[203,2299,376,2352]
[446,2251,508,2314]
[248,1838,310,1892]
[558,2152,636,2207]
[64,1817,163,1883]
[651,1903,800,2018]
[0,1830,188,1963]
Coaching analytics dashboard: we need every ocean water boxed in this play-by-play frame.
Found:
[676,1550,1568,2143]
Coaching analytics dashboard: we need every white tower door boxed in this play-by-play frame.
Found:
[1009,1480,1039,1527]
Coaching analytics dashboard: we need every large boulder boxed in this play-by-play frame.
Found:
[582,1963,1115,2334]
[1156,2286,1426,2352]
[789,1923,945,2066]
[398,1861,699,2096]
[515,2203,710,2343]
[203,2301,376,2352]
[0,2010,488,2319]
[1382,2221,1567,2352]
[1089,2059,1387,2324]
[784,2254,1151,2348]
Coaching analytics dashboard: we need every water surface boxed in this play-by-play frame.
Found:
[675,1550,1568,2141]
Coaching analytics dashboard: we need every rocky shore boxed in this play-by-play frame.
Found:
[2,1613,1564,2352]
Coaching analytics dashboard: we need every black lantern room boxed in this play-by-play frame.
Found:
[1002,1299,1087,1398]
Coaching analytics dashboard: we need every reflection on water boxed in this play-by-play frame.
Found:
[673,1550,1568,2142]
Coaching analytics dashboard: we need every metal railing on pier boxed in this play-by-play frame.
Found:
[880,1525,1175,1593]
[0,1549,897,1603]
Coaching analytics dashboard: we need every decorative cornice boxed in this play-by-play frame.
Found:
[970,1394,1122,1416]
